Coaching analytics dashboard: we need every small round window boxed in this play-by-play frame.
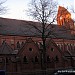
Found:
[51,48,54,52]
[29,48,33,51]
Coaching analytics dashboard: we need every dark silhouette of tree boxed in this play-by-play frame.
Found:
[0,0,7,15]
[24,0,58,70]
[26,0,58,70]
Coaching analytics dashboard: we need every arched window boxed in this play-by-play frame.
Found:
[67,44,69,50]
[2,40,5,45]
[55,56,59,62]
[17,41,20,49]
[61,44,63,50]
[69,44,72,50]
[21,41,24,47]
[23,56,28,63]
[6,57,8,63]
[47,56,51,62]
[35,56,38,62]
[0,57,3,63]
[70,44,73,50]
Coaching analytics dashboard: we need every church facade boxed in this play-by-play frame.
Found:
[0,6,75,74]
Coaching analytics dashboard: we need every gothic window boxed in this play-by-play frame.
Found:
[6,57,8,63]
[17,41,20,49]
[37,42,43,49]
[47,56,51,62]
[55,56,59,62]
[69,44,72,50]
[38,41,43,49]
[67,44,69,50]
[57,44,61,49]
[61,44,63,50]
[2,40,6,44]
[0,57,3,63]
[23,56,28,63]
[70,44,73,50]
[35,56,38,63]
[21,41,24,47]
[58,44,61,49]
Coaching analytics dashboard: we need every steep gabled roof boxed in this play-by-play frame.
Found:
[17,38,39,55]
[46,39,75,61]
[46,39,63,54]
[0,17,75,39]
[0,41,13,54]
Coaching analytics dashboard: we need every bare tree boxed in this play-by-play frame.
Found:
[0,0,7,15]
[26,0,58,70]
[70,5,75,13]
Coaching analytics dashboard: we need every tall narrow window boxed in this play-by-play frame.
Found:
[2,40,5,45]
[21,41,24,47]
[17,41,20,49]
[23,56,28,63]
[35,56,38,63]
[39,42,43,49]
[67,44,69,50]
[0,58,3,63]
[55,56,59,62]
[6,57,8,63]
[47,56,51,62]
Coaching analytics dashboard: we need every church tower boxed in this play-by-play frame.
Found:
[57,6,74,29]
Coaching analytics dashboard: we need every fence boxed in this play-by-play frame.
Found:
[6,69,54,75]
[6,67,75,75]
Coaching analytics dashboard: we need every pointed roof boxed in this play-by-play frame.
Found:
[18,38,39,55]
[0,41,13,54]
[46,39,62,53]
[57,6,71,16]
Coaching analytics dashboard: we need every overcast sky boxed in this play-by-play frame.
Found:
[0,0,75,21]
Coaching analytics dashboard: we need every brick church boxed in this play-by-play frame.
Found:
[0,6,75,74]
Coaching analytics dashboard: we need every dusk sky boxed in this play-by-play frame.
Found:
[0,0,75,20]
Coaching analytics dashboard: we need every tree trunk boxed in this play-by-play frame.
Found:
[41,38,46,70]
